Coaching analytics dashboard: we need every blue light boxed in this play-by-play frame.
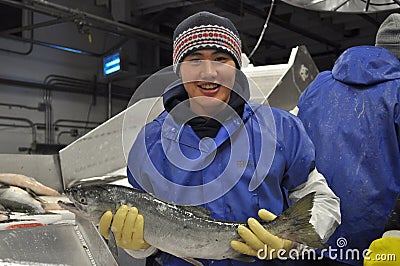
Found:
[103,52,121,76]
[105,65,121,75]
[105,58,120,68]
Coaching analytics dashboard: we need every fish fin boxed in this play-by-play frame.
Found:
[181,258,203,266]
[24,187,47,213]
[25,187,37,197]
[264,192,326,249]
[181,206,211,218]
[108,230,119,257]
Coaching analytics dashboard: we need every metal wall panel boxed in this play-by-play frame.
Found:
[0,153,63,192]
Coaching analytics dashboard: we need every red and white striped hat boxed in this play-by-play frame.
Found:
[173,11,242,73]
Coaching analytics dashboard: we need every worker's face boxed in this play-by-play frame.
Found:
[179,49,236,117]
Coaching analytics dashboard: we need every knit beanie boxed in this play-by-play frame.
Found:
[173,11,242,73]
[375,13,400,58]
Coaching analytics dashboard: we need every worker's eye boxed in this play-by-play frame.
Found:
[188,59,202,65]
[215,56,228,62]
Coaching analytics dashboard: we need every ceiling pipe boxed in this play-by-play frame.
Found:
[30,0,171,44]
[0,31,102,56]
[1,15,79,35]
[0,0,172,55]
[0,0,64,18]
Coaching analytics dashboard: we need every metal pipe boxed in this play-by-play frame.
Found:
[31,0,171,44]
[36,121,96,130]
[43,87,52,144]
[46,79,92,88]
[0,31,102,56]
[0,0,67,18]
[0,3,34,55]
[1,15,79,35]
[54,119,102,126]
[44,74,93,86]
[54,124,96,130]
[0,0,172,55]
[0,115,37,144]
[0,76,132,100]
[108,81,112,119]
[0,102,39,110]
[332,0,351,12]
[92,75,97,108]
[364,0,371,12]
[0,123,32,128]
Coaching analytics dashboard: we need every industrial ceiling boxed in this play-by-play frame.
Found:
[0,0,398,77]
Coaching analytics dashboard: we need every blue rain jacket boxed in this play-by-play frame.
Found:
[298,46,400,266]
[127,95,316,266]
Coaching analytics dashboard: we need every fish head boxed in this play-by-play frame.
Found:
[62,184,119,222]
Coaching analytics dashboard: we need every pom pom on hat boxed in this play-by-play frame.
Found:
[173,11,242,73]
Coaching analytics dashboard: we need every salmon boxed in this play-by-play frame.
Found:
[61,184,325,265]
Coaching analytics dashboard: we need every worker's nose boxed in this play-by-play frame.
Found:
[200,60,217,80]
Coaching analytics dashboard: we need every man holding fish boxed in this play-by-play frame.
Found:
[97,11,341,265]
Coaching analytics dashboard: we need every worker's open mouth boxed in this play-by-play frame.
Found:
[198,83,220,90]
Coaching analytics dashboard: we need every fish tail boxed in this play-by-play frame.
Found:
[268,192,326,249]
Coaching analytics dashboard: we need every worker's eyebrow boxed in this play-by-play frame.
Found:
[186,51,203,57]
[186,50,229,57]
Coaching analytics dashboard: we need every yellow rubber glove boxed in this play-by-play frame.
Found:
[364,236,400,265]
[230,209,293,260]
[98,205,150,250]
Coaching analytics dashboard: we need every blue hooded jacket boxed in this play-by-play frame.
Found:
[127,80,317,265]
[298,46,400,265]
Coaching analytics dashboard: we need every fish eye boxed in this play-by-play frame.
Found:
[79,197,87,205]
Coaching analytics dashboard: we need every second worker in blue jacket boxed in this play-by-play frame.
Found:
[297,13,400,266]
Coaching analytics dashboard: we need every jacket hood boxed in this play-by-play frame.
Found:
[332,46,400,86]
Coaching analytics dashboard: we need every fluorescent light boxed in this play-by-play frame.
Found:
[103,52,121,76]
[105,65,120,75]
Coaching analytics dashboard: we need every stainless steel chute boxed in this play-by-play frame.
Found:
[0,217,117,266]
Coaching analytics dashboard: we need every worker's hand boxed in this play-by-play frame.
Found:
[230,209,293,259]
[364,236,400,265]
[98,205,150,250]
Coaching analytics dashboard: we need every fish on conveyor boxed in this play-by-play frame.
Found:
[0,173,60,196]
[0,185,45,213]
[60,184,325,264]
